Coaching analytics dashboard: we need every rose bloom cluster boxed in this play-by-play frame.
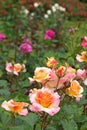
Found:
[1,57,85,117]
[29,57,85,104]
[6,62,26,76]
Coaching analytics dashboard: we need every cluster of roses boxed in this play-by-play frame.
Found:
[0,32,86,117]
[6,62,26,76]
[1,56,86,117]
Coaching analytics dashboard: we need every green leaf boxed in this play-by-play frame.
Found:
[16,113,39,127]
[0,110,11,125]
[67,57,75,66]
[0,88,10,96]
[0,80,9,87]
[0,69,3,77]
[61,119,78,130]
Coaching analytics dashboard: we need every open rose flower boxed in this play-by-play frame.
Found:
[19,38,32,54]
[0,33,6,42]
[44,29,55,40]
[81,36,87,48]
[29,87,60,116]
[66,80,83,98]
[19,43,32,54]
[1,99,29,116]
[29,67,51,84]
[46,57,58,68]
[76,51,87,62]
[14,63,22,75]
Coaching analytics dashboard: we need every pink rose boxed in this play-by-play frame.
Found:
[44,29,55,40]
[1,99,29,116]
[0,33,6,42]
[19,38,32,54]
[29,87,60,116]
[81,36,87,48]
[20,43,32,53]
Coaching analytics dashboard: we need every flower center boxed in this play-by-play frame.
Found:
[35,91,54,108]
[9,101,24,113]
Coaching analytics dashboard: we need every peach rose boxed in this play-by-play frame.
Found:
[66,80,83,98]
[29,87,60,116]
[29,67,51,84]
[1,99,29,116]
[14,63,22,75]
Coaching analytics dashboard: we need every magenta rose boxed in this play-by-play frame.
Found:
[20,43,32,53]
[0,33,6,42]
[19,38,32,54]
[44,29,55,40]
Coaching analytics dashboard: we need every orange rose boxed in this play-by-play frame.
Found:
[29,67,51,84]
[1,99,29,116]
[66,80,83,98]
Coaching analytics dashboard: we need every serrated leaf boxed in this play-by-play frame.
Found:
[0,80,9,87]
[61,119,78,130]
[0,88,10,96]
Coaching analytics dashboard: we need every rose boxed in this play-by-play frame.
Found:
[1,99,29,116]
[44,29,55,40]
[0,33,6,42]
[29,87,60,116]
[66,80,83,98]
[19,43,32,54]
[29,67,51,84]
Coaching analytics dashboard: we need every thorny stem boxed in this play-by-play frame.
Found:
[41,113,49,130]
